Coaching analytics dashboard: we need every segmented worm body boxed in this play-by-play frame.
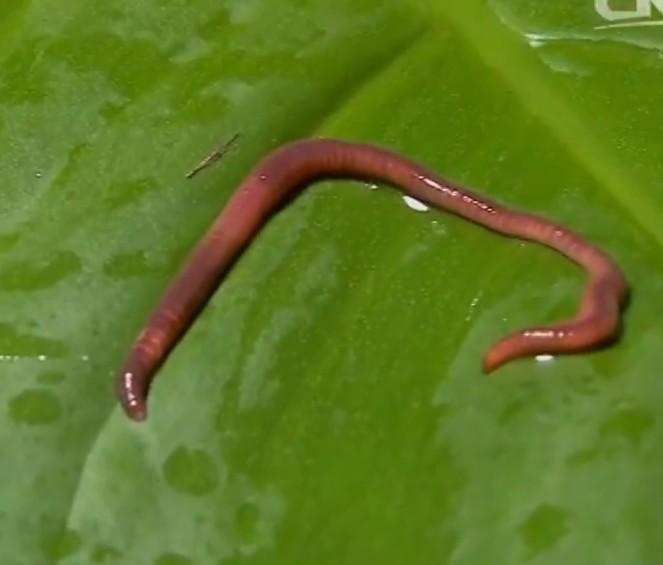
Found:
[118,139,628,421]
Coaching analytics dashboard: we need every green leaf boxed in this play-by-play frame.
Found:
[2,1,662,564]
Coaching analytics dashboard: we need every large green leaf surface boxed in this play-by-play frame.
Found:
[2,1,663,563]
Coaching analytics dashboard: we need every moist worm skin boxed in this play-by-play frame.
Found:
[117,139,628,421]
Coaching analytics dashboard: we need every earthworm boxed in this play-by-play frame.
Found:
[117,138,628,421]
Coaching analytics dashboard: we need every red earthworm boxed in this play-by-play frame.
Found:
[117,138,628,421]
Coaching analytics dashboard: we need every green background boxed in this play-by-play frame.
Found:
[1,1,662,563]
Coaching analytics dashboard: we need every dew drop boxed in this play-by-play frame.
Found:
[8,388,62,425]
[402,195,429,212]
[162,446,219,496]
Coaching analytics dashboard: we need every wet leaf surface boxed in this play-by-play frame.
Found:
[1,1,662,563]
